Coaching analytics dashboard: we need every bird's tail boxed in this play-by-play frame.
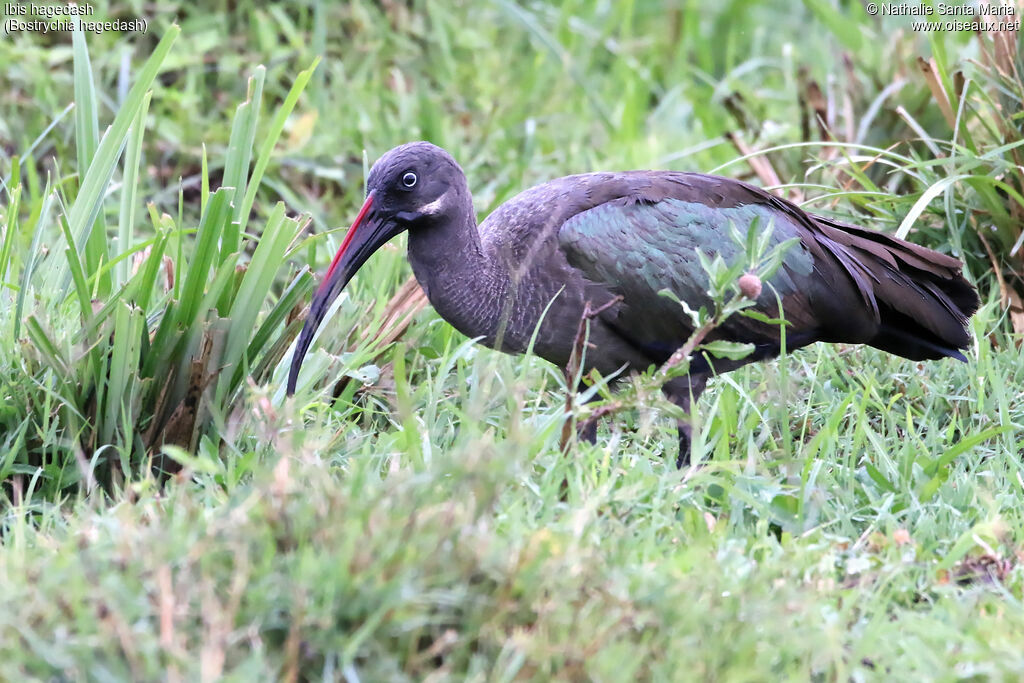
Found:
[813,217,980,361]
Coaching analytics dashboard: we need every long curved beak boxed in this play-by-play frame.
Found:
[287,191,392,395]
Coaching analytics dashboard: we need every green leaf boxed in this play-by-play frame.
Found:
[102,302,144,444]
[1,183,20,292]
[923,425,1012,478]
[700,340,754,361]
[160,445,222,476]
[236,57,320,236]
[72,23,99,179]
[14,181,54,340]
[25,315,70,377]
[57,214,93,331]
[895,176,966,240]
[864,462,897,494]
[246,268,313,371]
[177,188,233,329]
[72,21,110,296]
[223,66,266,241]
[115,90,152,287]
[218,203,302,402]
[739,309,790,326]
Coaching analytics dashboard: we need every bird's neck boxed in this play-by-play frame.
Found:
[407,195,507,342]
[407,193,483,276]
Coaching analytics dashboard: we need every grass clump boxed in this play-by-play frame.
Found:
[3,27,323,497]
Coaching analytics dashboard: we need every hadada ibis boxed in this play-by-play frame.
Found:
[287,142,979,465]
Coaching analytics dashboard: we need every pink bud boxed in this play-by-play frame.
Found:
[738,273,762,299]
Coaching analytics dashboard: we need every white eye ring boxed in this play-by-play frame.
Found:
[402,171,417,188]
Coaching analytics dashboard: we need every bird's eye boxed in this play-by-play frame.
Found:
[401,171,417,188]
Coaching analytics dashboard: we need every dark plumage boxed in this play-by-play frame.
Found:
[288,142,979,465]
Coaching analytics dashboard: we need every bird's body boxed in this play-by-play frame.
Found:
[288,142,979,465]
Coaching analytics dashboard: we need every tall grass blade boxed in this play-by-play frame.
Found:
[115,91,152,287]
[217,203,302,402]
[72,21,112,298]
[236,58,320,235]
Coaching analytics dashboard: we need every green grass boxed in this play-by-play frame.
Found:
[2,0,1024,679]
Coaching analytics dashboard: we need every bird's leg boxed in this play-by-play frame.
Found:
[561,296,624,452]
[560,384,601,452]
[676,423,693,467]
[663,375,707,468]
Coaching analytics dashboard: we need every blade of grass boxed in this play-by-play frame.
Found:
[223,66,266,257]
[13,177,54,340]
[247,268,313,363]
[200,144,210,223]
[236,58,320,236]
[217,205,303,402]
[115,90,152,287]
[894,175,966,240]
[0,166,19,289]
[176,188,233,330]
[24,316,70,377]
[72,20,112,298]
[101,301,144,445]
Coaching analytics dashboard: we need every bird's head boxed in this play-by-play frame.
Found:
[286,141,464,395]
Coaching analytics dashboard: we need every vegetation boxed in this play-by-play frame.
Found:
[1,1,1022,678]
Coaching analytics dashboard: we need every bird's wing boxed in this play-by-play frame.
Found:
[556,172,976,365]
[556,188,841,364]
